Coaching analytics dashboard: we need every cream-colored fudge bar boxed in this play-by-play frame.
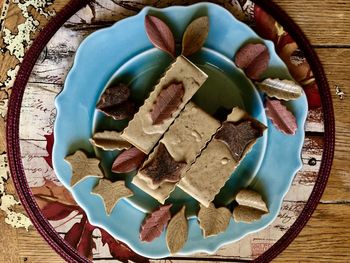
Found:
[132,176,175,204]
[121,56,208,154]
[178,107,266,207]
[132,102,220,203]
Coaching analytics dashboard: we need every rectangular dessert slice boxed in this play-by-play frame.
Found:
[132,102,220,203]
[121,56,208,154]
[177,107,266,207]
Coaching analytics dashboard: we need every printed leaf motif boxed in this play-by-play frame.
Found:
[31,180,77,212]
[64,215,96,260]
[140,143,186,188]
[90,131,131,151]
[235,189,268,212]
[140,204,173,242]
[150,82,185,125]
[43,133,54,168]
[145,15,176,58]
[65,150,104,187]
[41,202,77,221]
[166,206,188,254]
[233,189,269,224]
[198,203,231,238]
[100,228,150,263]
[304,82,322,109]
[256,78,302,100]
[98,100,136,121]
[234,43,270,80]
[182,16,209,56]
[112,147,146,173]
[96,83,130,109]
[265,98,298,135]
[92,180,133,215]
[215,121,263,162]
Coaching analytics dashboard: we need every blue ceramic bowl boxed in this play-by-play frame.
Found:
[53,3,308,258]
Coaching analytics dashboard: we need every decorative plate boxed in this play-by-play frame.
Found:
[51,2,308,259]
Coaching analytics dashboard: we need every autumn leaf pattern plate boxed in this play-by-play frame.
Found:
[53,3,308,258]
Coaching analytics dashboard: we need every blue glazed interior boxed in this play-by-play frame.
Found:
[53,3,308,258]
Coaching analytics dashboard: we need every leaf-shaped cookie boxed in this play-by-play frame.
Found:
[96,83,130,109]
[265,98,298,135]
[182,16,209,57]
[233,189,268,223]
[166,206,188,254]
[65,150,104,187]
[234,43,270,80]
[98,100,136,121]
[112,147,147,173]
[235,189,268,212]
[92,180,133,215]
[140,204,172,242]
[198,203,231,238]
[140,143,186,188]
[150,82,185,125]
[90,131,131,151]
[145,15,176,58]
[256,78,302,100]
[233,206,266,223]
[215,120,263,162]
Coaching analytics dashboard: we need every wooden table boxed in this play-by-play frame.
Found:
[0,0,349,262]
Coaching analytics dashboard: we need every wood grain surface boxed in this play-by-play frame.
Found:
[0,0,349,262]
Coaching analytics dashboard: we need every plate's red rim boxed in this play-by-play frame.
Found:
[6,0,334,262]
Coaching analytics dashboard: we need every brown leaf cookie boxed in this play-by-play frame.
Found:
[234,43,270,80]
[233,189,269,223]
[98,100,136,120]
[166,206,188,254]
[112,147,147,173]
[150,83,185,125]
[256,78,302,101]
[90,130,131,151]
[140,143,186,188]
[198,203,231,238]
[215,121,263,162]
[145,15,176,58]
[182,16,209,57]
[140,204,172,242]
[65,150,104,187]
[265,98,298,135]
[92,180,133,215]
[96,83,130,109]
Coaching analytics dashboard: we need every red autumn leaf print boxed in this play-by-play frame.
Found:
[100,228,149,263]
[44,132,54,168]
[41,201,77,221]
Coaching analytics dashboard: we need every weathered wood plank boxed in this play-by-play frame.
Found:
[275,203,350,262]
[315,48,350,202]
[57,0,350,46]
[272,0,350,46]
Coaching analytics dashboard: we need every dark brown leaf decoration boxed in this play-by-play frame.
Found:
[145,15,176,58]
[140,204,173,242]
[150,82,184,125]
[96,83,130,109]
[234,43,270,80]
[112,147,147,173]
[182,16,209,56]
[265,98,298,135]
[98,101,136,121]
[215,121,263,162]
[140,143,186,187]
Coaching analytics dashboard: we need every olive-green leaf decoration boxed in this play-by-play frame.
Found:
[182,16,209,57]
